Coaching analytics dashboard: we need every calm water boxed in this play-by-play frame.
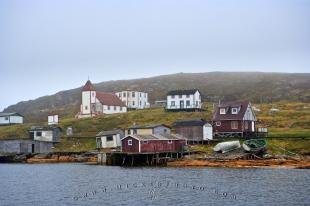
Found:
[0,164,309,206]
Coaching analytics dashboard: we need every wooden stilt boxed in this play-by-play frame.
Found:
[131,155,134,166]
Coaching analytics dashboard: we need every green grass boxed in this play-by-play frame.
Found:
[1,102,309,153]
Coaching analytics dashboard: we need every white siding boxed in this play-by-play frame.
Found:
[166,91,201,110]
[0,115,23,125]
[33,130,53,142]
[99,134,121,148]
[115,91,150,109]
[103,105,127,114]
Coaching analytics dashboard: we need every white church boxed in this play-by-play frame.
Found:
[77,80,127,118]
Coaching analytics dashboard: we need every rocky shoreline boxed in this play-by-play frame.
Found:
[0,152,97,163]
[167,157,310,169]
[1,152,310,169]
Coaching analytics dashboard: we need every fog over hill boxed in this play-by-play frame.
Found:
[3,72,310,122]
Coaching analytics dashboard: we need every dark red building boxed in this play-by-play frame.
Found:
[212,100,257,138]
[121,134,186,153]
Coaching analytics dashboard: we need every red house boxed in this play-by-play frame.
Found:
[212,100,257,138]
[121,134,186,153]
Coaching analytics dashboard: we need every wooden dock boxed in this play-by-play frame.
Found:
[98,151,186,166]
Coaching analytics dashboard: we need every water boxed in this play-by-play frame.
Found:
[0,164,309,206]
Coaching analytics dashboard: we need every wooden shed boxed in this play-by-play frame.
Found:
[121,134,186,153]
[173,119,213,143]
[28,126,61,142]
[96,129,124,149]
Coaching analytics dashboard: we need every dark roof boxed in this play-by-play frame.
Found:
[0,112,24,117]
[96,129,123,137]
[82,80,96,91]
[167,89,199,96]
[96,92,126,107]
[122,133,185,141]
[173,118,207,127]
[29,126,62,131]
[212,100,250,121]
[127,124,171,129]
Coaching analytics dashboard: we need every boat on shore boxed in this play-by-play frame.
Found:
[242,139,267,153]
[213,141,241,153]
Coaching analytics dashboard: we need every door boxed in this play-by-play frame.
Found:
[180,100,184,109]
[31,144,35,153]
[251,121,255,132]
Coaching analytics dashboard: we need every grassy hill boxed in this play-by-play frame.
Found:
[0,102,309,155]
[3,72,310,122]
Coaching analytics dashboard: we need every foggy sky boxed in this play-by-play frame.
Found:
[0,0,309,111]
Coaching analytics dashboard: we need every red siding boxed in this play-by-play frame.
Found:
[121,136,140,153]
[213,120,256,133]
[121,137,186,153]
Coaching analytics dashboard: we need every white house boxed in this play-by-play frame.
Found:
[77,80,127,118]
[0,113,24,126]
[115,91,150,109]
[96,129,124,149]
[166,89,202,111]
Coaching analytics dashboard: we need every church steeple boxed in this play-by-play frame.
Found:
[82,80,96,91]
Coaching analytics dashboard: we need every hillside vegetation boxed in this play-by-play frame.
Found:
[0,102,309,155]
[3,72,310,122]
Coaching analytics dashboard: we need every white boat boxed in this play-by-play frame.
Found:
[213,141,241,153]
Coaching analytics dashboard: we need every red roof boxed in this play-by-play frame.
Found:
[212,100,250,121]
[82,80,96,91]
[96,92,126,107]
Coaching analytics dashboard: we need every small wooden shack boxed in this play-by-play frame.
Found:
[173,119,213,143]
[28,126,61,142]
[96,129,124,149]
[121,134,186,153]
[0,139,55,154]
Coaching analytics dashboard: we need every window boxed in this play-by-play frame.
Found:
[108,106,110,110]
[85,106,88,110]
[144,93,146,98]
[168,140,172,144]
[127,129,131,135]
[179,95,182,98]
[123,92,126,97]
[36,131,42,137]
[92,92,95,97]
[231,121,238,129]
[232,108,238,114]
[244,121,249,130]
[133,129,137,134]
[114,106,116,111]
[128,139,132,146]
[106,135,113,141]
[216,121,221,126]
[120,107,123,111]
[5,117,9,121]
[186,100,190,107]
[132,92,135,97]
[132,101,135,106]
[139,101,141,106]
[139,93,141,97]
[142,140,148,144]
[220,108,226,114]
[163,129,167,134]
[119,93,121,98]
[171,101,175,106]
[171,95,175,99]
